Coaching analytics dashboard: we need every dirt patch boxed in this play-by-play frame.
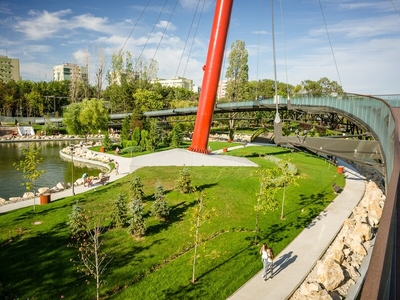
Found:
[0,126,17,138]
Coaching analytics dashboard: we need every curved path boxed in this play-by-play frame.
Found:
[0,145,366,300]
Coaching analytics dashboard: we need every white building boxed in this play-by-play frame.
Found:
[217,80,228,100]
[53,63,88,82]
[109,69,139,85]
[152,77,193,91]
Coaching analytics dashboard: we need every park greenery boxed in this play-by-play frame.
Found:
[1,42,347,298]
[13,143,46,211]
[0,145,345,299]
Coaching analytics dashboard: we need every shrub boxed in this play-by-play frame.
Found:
[175,167,194,194]
[128,198,146,237]
[110,194,128,228]
[68,201,87,237]
[151,181,170,220]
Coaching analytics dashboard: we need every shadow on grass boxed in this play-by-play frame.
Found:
[0,230,84,299]
[146,201,197,236]
[283,192,330,218]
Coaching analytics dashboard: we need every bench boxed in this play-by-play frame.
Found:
[97,176,110,186]
[332,182,341,194]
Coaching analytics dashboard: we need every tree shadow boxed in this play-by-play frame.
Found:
[146,201,197,236]
[283,192,330,218]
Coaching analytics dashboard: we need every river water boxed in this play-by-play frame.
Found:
[0,141,106,200]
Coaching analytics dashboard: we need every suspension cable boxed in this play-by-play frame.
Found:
[270,0,278,97]
[279,0,290,99]
[255,0,263,100]
[175,0,202,78]
[151,0,179,64]
[390,0,400,16]
[318,0,343,87]
[120,0,152,51]
[182,0,207,78]
[134,0,169,71]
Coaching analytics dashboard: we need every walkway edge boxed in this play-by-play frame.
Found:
[228,160,366,300]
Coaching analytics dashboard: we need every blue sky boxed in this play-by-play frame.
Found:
[0,0,399,95]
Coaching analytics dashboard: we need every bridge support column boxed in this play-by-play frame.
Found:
[188,0,234,154]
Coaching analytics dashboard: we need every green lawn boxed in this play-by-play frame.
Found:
[0,146,344,299]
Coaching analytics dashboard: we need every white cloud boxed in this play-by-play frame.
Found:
[156,20,176,31]
[0,2,11,14]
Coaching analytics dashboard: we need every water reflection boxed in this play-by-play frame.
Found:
[0,141,106,200]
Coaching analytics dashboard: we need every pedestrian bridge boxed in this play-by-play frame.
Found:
[145,92,400,299]
[2,92,400,298]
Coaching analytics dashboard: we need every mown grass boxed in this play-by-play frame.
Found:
[0,146,344,299]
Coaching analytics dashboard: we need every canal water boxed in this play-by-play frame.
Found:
[0,141,106,200]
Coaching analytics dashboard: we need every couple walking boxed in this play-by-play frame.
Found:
[260,243,274,281]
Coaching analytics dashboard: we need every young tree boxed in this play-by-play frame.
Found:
[128,198,146,237]
[146,118,161,152]
[13,143,46,211]
[68,200,87,237]
[277,157,298,220]
[102,132,113,151]
[169,123,183,148]
[130,176,145,201]
[254,168,280,244]
[225,40,249,140]
[69,214,112,300]
[110,194,128,228]
[190,191,213,283]
[175,167,194,194]
[132,126,141,146]
[151,181,170,220]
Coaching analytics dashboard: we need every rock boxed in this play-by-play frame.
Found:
[298,281,332,300]
[23,192,35,199]
[0,198,7,205]
[317,258,344,291]
[348,235,367,256]
[352,222,373,242]
[327,241,344,264]
[56,182,66,191]
[38,187,51,195]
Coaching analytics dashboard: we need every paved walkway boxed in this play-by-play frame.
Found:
[0,145,367,300]
[228,160,366,300]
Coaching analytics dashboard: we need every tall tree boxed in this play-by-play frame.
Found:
[94,47,107,100]
[63,98,109,141]
[225,40,249,139]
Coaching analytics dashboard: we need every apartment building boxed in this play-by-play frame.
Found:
[152,77,194,91]
[53,63,88,82]
[0,55,21,82]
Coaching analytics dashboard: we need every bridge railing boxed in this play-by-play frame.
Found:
[289,94,395,180]
[287,93,398,299]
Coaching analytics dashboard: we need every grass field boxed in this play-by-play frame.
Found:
[0,146,344,299]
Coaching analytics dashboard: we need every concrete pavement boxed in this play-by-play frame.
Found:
[227,160,366,300]
[0,145,367,300]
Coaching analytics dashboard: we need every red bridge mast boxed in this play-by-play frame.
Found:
[188,0,234,153]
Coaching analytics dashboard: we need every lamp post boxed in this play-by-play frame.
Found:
[130,130,133,158]
[69,144,75,195]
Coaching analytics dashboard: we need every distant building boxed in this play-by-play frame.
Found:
[109,69,139,85]
[0,55,21,82]
[217,80,228,100]
[152,77,193,91]
[53,63,88,82]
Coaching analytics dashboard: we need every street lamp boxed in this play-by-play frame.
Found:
[130,130,133,158]
[69,144,75,195]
